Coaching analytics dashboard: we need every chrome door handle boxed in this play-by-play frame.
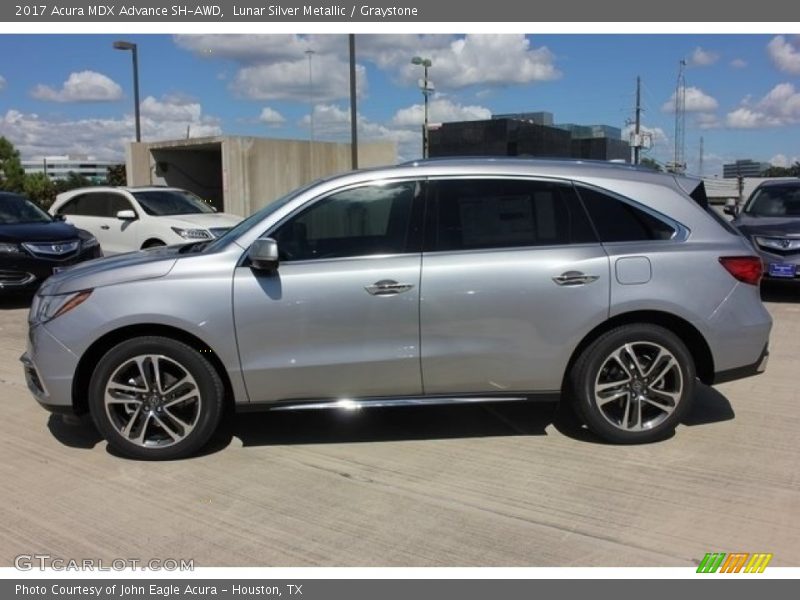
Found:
[365,279,415,296]
[552,271,599,286]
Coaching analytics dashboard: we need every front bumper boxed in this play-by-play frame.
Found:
[752,246,800,280]
[21,323,80,414]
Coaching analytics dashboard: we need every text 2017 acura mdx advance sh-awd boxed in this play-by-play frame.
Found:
[22,159,772,459]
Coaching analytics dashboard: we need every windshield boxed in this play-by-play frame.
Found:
[202,182,319,253]
[744,185,800,217]
[0,194,53,224]
[132,190,216,216]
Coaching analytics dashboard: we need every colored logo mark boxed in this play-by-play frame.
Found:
[697,552,773,573]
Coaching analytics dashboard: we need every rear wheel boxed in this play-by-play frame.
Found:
[570,324,695,444]
[88,336,223,460]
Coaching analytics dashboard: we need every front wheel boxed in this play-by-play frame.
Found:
[88,336,224,460]
[569,324,696,444]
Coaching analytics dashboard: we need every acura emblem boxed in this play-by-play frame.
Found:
[51,244,64,253]
[780,239,791,249]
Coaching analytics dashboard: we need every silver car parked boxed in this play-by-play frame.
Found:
[22,159,772,459]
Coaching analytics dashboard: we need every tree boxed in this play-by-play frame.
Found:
[639,157,663,172]
[107,163,127,186]
[0,136,25,192]
[22,172,56,209]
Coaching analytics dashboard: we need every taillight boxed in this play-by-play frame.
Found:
[719,256,763,285]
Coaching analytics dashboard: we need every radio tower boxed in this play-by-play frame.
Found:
[673,59,687,173]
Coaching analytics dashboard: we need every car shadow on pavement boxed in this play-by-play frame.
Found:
[681,383,735,427]
[0,294,33,310]
[215,401,557,452]
[47,414,103,449]
[761,281,799,303]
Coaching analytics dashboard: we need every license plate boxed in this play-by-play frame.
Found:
[768,263,796,278]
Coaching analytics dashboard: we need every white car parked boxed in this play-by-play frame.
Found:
[50,186,242,254]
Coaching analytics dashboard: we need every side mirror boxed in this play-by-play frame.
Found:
[723,199,738,217]
[248,237,279,272]
[52,213,66,222]
[116,209,137,221]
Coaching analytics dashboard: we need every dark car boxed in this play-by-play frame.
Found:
[727,180,800,280]
[0,191,102,295]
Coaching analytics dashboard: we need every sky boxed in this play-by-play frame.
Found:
[0,33,799,177]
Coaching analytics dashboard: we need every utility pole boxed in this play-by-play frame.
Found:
[634,76,642,165]
[306,49,315,175]
[699,136,704,177]
[349,34,358,170]
[673,59,687,173]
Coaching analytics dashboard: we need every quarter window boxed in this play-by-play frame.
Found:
[272,181,421,261]
[428,179,597,252]
[577,186,676,242]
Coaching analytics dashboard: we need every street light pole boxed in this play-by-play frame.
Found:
[306,49,315,175]
[411,56,433,159]
[113,40,141,143]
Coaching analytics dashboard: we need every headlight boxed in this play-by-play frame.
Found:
[171,227,213,240]
[0,242,21,254]
[30,290,92,325]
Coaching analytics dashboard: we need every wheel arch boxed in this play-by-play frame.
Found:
[562,310,715,392]
[72,324,235,416]
[141,238,166,249]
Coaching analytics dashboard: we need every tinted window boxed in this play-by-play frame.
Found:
[744,185,800,217]
[273,181,421,261]
[132,190,214,216]
[577,187,676,242]
[0,193,51,224]
[429,179,596,252]
[108,193,133,215]
[58,193,108,217]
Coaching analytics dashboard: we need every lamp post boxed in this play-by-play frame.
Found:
[411,56,433,158]
[306,49,315,175]
[113,40,141,143]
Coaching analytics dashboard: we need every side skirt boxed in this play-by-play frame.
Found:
[236,392,561,413]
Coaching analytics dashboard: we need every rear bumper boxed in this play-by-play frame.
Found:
[713,344,769,385]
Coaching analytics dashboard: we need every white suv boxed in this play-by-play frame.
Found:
[50,186,242,255]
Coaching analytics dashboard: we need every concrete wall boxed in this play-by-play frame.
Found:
[127,136,397,216]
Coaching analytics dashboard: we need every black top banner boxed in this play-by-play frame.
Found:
[2,0,797,22]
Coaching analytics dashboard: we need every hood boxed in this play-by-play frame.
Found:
[0,221,80,243]
[39,245,180,296]
[734,214,800,237]
[169,212,242,229]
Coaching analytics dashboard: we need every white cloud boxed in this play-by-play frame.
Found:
[688,47,719,67]
[391,98,491,127]
[140,95,203,122]
[726,83,800,128]
[0,75,6,91]
[767,35,800,75]
[770,153,800,168]
[232,54,367,102]
[258,107,286,126]
[31,70,123,103]
[0,104,221,160]
[730,58,747,69]
[662,86,719,113]
[176,34,559,102]
[388,34,560,89]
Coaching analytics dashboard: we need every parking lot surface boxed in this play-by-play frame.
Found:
[1,285,798,567]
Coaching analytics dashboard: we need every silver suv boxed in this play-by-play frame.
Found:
[22,159,772,459]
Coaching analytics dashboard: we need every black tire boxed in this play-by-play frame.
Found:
[88,336,224,460]
[569,324,696,444]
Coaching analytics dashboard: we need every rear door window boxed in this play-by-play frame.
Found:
[427,178,597,252]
